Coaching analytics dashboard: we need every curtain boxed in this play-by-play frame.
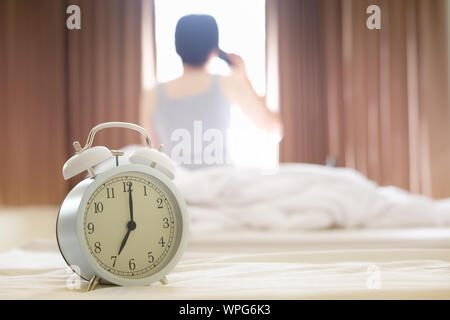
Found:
[272,0,329,164]
[267,0,450,198]
[0,0,68,205]
[0,0,145,205]
[66,0,143,153]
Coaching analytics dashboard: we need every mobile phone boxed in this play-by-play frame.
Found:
[218,49,234,66]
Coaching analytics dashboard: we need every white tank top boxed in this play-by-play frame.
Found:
[153,75,232,169]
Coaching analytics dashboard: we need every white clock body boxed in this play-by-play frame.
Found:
[56,163,189,286]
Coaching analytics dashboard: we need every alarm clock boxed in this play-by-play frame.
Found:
[56,122,189,291]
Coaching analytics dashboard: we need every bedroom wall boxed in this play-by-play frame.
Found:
[269,0,450,199]
[0,0,143,205]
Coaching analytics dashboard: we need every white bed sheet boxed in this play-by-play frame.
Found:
[1,228,450,300]
[2,160,450,299]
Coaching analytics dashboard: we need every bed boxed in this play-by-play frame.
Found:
[1,164,450,299]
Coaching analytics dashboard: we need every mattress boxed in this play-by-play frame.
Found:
[1,219,450,299]
[3,163,450,299]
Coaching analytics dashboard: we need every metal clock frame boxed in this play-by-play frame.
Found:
[56,163,189,288]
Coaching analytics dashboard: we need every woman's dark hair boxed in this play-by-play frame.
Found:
[175,14,219,66]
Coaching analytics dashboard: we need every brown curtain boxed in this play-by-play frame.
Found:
[0,0,68,205]
[66,0,143,153]
[274,0,329,164]
[0,0,145,205]
[268,0,450,198]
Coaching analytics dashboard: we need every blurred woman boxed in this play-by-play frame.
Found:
[140,14,281,169]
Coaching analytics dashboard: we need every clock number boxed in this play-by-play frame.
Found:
[94,202,103,213]
[94,241,101,253]
[110,256,117,267]
[87,222,95,234]
[129,258,136,270]
[162,217,169,229]
[143,185,148,196]
[106,187,115,199]
[159,236,165,247]
[123,181,132,192]
[148,251,154,263]
[157,198,163,209]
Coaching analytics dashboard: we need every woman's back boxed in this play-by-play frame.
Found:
[140,14,281,170]
[153,73,231,169]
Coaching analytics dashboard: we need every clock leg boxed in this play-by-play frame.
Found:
[151,145,165,168]
[87,275,101,292]
[159,276,168,285]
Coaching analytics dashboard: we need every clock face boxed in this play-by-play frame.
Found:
[82,172,182,279]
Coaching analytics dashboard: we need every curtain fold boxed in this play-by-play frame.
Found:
[0,0,68,205]
[415,0,450,198]
[0,0,145,205]
[66,0,143,153]
[275,0,329,164]
[268,0,450,198]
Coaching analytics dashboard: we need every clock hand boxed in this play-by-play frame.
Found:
[118,228,131,256]
[128,182,134,222]
[117,220,136,255]
[118,183,136,256]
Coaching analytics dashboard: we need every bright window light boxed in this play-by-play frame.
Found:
[154,0,278,171]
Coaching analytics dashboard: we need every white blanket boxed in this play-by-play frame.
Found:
[174,164,450,233]
[96,147,450,233]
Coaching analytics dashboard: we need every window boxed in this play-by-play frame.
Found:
[153,0,278,171]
